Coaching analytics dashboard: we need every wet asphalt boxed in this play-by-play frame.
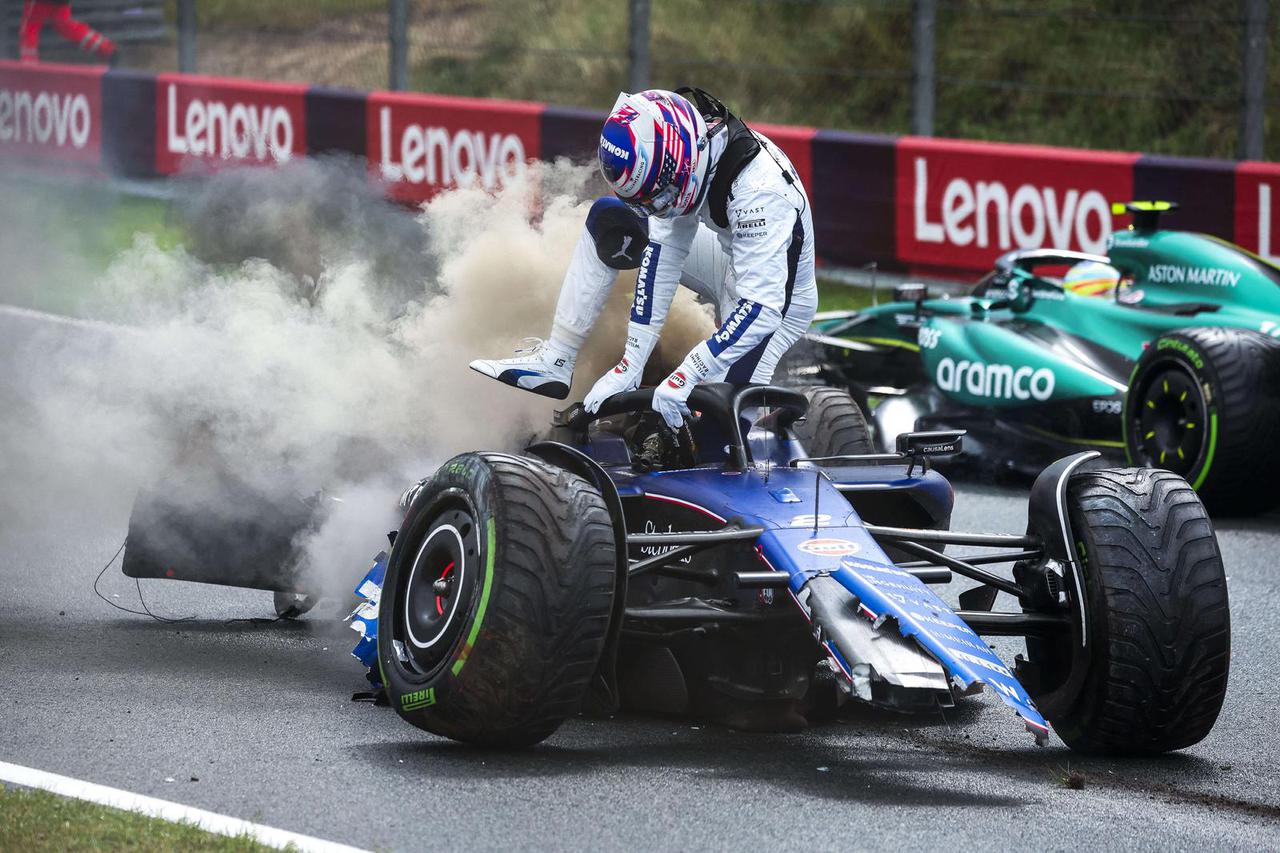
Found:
[2,310,1280,851]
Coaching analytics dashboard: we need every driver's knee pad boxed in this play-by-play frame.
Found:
[587,196,649,270]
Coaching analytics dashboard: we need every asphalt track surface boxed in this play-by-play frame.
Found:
[3,309,1280,851]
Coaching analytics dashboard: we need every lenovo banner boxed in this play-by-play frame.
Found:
[896,137,1138,272]
[155,74,307,174]
[0,60,104,169]
[368,91,542,204]
[1234,161,1280,265]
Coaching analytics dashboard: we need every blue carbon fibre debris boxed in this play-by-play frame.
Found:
[348,551,387,676]
[758,526,1050,743]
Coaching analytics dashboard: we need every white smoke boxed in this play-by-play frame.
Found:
[0,158,713,602]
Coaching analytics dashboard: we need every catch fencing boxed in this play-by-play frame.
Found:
[0,1,1274,161]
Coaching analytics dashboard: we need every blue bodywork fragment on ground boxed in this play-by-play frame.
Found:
[348,551,387,680]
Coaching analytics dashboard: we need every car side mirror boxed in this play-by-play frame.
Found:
[1009,282,1035,313]
[895,430,965,475]
[894,283,930,304]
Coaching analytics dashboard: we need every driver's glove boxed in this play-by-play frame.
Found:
[584,355,642,413]
[651,369,694,428]
[652,341,716,429]
[584,324,658,414]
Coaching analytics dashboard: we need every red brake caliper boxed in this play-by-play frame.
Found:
[434,562,456,616]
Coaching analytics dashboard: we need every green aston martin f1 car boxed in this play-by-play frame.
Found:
[805,202,1280,515]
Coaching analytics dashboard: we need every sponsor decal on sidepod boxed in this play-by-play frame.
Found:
[936,357,1055,401]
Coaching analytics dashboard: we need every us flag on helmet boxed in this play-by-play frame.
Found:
[597,89,709,219]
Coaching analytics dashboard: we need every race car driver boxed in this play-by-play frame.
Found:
[469,87,816,428]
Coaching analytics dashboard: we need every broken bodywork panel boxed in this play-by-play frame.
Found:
[757,521,1049,742]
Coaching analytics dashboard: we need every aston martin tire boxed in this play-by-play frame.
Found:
[1124,326,1280,515]
[794,387,874,456]
[378,452,615,747]
[1032,468,1230,755]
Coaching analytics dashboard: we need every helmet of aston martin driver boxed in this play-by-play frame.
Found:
[1063,260,1121,297]
[597,89,709,220]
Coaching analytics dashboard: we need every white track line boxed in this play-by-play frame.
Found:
[0,761,369,853]
[0,303,134,334]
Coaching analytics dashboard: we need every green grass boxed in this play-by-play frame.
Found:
[1,175,879,317]
[0,787,278,852]
[817,277,875,312]
[0,179,180,316]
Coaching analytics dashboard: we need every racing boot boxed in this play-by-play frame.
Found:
[468,337,574,400]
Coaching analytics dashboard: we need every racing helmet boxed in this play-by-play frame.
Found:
[1063,260,1121,297]
[598,89,709,220]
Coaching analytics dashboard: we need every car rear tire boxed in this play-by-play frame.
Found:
[1030,467,1230,755]
[794,387,874,456]
[1124,326,1280,515]
[378,452,616,747]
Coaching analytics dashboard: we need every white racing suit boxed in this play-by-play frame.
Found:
[553,132,817,423]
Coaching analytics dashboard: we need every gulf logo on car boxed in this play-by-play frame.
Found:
[797,538,861,557]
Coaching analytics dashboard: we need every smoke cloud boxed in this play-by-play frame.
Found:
[0,158,713,602]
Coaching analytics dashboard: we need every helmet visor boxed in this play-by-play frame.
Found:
[622,182,680,219]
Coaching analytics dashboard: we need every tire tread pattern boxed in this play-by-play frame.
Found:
[1145,327,1280,514]
[794,386,874,456]
[400,453,615,747]
[1055,467,1230,754]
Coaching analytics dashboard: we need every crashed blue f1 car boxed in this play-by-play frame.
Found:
[125,384,1230,753]
[343,384,1229,753]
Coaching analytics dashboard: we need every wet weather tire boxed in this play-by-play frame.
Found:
[1125,326,1280,515]
[794,387,874,456]
[379,452,615,747]
[1043,468,1230,755]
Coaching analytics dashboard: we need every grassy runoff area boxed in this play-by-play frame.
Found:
[0,786,277,852]
[5,178,872,316]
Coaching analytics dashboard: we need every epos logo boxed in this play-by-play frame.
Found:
[157,77,306,173]
[897,139,1135,271]
[797,538,861,557]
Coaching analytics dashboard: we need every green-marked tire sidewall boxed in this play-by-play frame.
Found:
[377,454,498,727]
[1124,334,1218,491]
